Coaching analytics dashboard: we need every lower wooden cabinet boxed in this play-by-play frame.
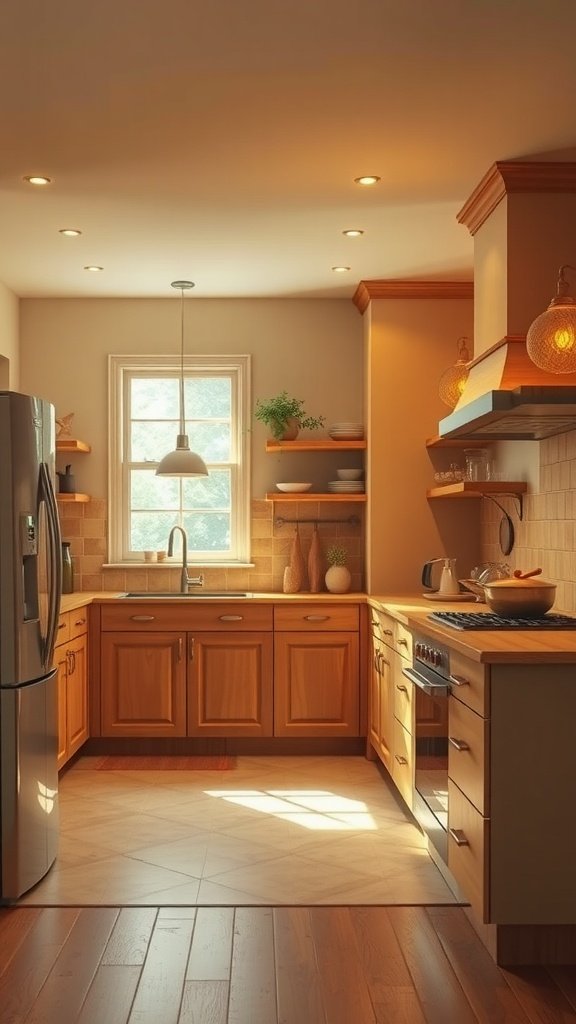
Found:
[188,632,273,737]
[274,632,359,737]
[55,611,89,769]
[100,632,187,737]
[97,601,361,740]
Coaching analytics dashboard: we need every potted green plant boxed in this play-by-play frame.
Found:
[325,544,352,594]
[254,390,325,441]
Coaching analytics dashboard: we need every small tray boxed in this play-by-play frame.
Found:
[422,592,477,602]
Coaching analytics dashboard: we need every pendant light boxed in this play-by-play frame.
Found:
[526,265,576,373]
[155,281,208,477]
[438,336,471,408]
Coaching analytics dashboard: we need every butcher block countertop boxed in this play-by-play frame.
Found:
[369,594,576,664]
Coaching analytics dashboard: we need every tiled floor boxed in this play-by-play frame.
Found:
[19,755,461,907]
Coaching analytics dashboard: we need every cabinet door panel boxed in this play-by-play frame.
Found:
[67,633,89,757]
[55,645,68,769]
[101,632,186,736]
[274,632,359,737]
[188,633,273,737]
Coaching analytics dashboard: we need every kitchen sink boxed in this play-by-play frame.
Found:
[122,591,249,598]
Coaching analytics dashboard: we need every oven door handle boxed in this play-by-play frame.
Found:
[402,666,449,698]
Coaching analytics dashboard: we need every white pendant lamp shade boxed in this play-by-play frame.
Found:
[155,281,208,478]
[526,265,576,374]
[438,336,471,408]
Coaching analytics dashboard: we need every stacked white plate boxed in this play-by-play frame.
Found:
[327,480,365,493]
[328,422,364,440]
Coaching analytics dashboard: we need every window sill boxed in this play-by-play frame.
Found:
[103,562,256,570]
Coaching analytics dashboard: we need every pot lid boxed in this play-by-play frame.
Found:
[486,578,554,589]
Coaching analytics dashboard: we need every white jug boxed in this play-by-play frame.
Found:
[439,558,459,596]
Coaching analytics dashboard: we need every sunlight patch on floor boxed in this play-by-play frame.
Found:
[203,788,377,830]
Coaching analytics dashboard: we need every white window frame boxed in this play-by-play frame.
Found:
[108,354,251,565]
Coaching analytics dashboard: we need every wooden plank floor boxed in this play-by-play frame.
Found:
[2,905,576,1023]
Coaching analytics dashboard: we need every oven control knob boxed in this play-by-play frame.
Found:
[415,642,423,658]
[432,649,441,666]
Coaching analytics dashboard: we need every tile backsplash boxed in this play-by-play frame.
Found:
[59,497,364,594]
[481,430,576,613]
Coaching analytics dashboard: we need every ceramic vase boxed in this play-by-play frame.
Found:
[283,525,305,593]
[325,564,351,594]
[307,526,322,593]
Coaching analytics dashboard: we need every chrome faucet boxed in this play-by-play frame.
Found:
[167,526,204,593]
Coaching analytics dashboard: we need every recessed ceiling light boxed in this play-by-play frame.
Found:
[84,265,103,272]
[354,175,380,186]
[59,228,82,237]
[342,229,364,237]
[23,175,52,186]
[331,266,351,273]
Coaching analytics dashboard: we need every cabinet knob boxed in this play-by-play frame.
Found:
[396,684,408,694]
[74,617,86,626]
[449,828,469,847]
[394,754,408,766]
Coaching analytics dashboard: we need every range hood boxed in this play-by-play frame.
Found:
[438,336,576,441]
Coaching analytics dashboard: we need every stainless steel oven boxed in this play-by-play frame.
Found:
[402,634,451,864]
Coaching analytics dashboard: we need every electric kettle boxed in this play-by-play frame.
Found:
[421,557,459,595]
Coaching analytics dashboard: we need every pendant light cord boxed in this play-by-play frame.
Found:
[179,285,185,435]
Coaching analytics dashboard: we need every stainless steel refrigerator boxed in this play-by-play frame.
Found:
[0,391,62,901]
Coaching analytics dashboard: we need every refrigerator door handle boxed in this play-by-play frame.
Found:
[39,462,62,668]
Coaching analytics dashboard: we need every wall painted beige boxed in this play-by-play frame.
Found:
[364,295,480,594]
[472,193,576,357]
[0,280,19,388]
[19,297,363,499]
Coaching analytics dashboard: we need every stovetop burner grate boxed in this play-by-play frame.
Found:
[429,611,576,631]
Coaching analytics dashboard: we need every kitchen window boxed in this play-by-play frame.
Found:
[108,355,251,564]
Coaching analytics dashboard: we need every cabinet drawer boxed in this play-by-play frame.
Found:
[274,603,358,632]
[55,611,70,645]
[69,608,89,640]
[392,718,413,810]
[448,698,489,815]
[393,657,413,734]
[369,607,412,660]
[448,780,489,922]
[449,649,488,717]
[101,602,273,632]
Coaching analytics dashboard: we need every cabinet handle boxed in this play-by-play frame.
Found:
[177,638,183,662]
[449,828,469,846]
[58,621,66,630]
[74,617,86,627]
[397,637,408,647]
[219,614,243,621]
[382,628,393,636]
[370,618,379,627]
[66,650,73,674]
[304,614,329,622]
[448,736,470,751]
[396,684,408,693]
[130,615,156,622]
[188,636,195,660]
[449,673,470,687]
[394,754,408,766]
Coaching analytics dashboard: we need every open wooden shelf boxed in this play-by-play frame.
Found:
[266,440,366,452]
[56,438,91,453]
[426,481,527,499]
[56,493,90,503]
[266,492,366,503]
[426,435,492,449]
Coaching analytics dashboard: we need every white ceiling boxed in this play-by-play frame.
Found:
[2,0,576,299]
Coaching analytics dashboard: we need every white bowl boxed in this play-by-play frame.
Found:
[336,468,363,480]
[276,482,313,493]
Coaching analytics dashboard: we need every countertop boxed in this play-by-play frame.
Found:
[369,594,576,664]
[60,590,576,663]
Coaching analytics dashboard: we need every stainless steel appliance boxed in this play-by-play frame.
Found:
[429,610,576,630]
[402,635,451,863]
[0,391,62,901]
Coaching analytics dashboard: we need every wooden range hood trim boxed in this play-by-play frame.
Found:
[453,335,576,410]
[457,161,576,236]
[352,279,473,314]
